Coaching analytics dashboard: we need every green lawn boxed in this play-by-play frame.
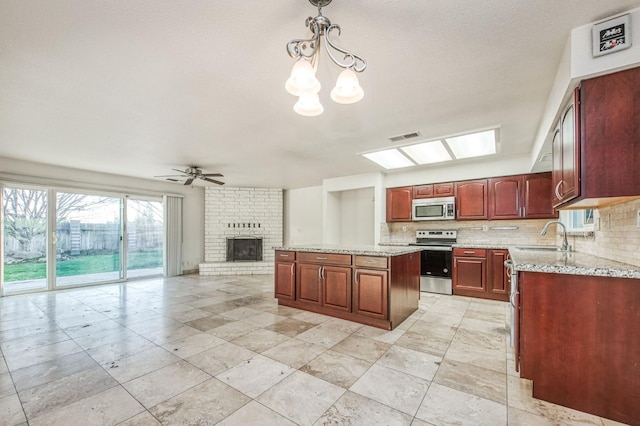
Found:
[3,251,162,282]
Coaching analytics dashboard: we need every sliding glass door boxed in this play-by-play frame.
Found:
[2,186,165,295]
[54,192,124,287]
[1,186,49,294]
[126,198,163,278]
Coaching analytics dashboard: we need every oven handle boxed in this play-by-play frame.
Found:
[417,246,452,252]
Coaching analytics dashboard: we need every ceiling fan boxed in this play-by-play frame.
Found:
[155,166,225,185]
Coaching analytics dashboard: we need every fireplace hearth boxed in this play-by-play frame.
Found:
[227,237,263,262]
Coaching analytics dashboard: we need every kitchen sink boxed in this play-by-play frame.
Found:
[514,245,568,252]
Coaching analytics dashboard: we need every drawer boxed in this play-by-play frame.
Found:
[297,252,352,266]
[354,255,388,269]
[453,248,487,257]
[275,250,296,261]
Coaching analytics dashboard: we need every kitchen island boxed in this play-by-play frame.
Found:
[509,248,640,425]
[273,245,422,330]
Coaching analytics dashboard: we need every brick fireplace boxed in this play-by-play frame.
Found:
[199,187,282,275]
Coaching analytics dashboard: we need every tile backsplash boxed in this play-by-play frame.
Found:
[381,198,640,268]
[381,218,557,247]
[570,199,640,267]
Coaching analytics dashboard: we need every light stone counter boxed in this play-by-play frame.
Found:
[274,244,422,257]
[509,248,640,279]
[452,243,509,250]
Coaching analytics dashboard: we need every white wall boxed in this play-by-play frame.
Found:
[530,7,640,170]
[323,172,384,244]
[0,156,204,273]
[339,188,375,246]
[283,186,323,246]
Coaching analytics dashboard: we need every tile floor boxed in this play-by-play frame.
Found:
[0,274,624,425]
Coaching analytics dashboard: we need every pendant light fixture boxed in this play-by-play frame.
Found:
[285,0,367,116]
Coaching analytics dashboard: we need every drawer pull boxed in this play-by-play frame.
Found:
[279,254,290,257]
[463,251,475,254]
[316,256,328,260]
[365,260,376,263]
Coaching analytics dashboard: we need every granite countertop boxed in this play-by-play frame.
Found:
[508,248,640,279]
[274,244,422,257]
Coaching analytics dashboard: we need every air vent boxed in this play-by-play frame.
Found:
[538,152,552,162]
[389,131,421,142]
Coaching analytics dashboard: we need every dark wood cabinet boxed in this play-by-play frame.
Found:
[552,88,580,207]
[522,173,557,218]
[322,265,352,312]
[296,263,322,306]
[489,176,521,219]
[274,251,295,301]
[453,247,509,302]
[518,271,640,424]
[275,251,420,330]
[413,182,454,199]
[386,186,413,222]
[487,249,509,297]
[455,179,488,220]
[296,252,352,311]
[489,173,557,220]
[452,248,486,294]
[554,66,640,209]
[353,268,388,319]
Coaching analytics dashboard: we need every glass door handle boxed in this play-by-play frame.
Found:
[52,232,58,245]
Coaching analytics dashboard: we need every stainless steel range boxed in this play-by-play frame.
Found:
[409,230,457,294]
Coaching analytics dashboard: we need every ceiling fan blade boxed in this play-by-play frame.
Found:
[165,178,180,182]
[155,174,185,177]
[184,177,195,185]
[202,177,225,185]
[172,168,188,174]
[202,173,224,177]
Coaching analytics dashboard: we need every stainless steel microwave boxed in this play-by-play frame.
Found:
[412,197,456,221]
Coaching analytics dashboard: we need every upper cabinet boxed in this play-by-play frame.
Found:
[554,66,640,209]
[455,179,489,220]
[413,182,454,199]
[386,186,413,222]
[489,173,557,220]
[386,174,555,222]
[552,88,580,207]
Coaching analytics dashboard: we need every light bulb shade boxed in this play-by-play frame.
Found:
[285,59,321,96]
[293,92,324,116]
[330,68,364,104]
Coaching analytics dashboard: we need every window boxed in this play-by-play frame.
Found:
[559,209,594,233]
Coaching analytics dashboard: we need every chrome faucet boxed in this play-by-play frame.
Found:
[540,220,569,251]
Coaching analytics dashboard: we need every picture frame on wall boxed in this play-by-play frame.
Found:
[593,14,631,57]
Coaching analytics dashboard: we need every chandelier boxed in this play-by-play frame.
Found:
[285,0,367,116]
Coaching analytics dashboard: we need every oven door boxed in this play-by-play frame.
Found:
[419,248,452,294]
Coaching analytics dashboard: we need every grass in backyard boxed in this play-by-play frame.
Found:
[3,251,162,282]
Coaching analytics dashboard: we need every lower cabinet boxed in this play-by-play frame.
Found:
[275,250,296,300]
[322,266,352,312]
[518,272,640,424]
[275,250,420,329]
[296,263,323,306]
[452,248,509,302]
[353,268,388,320]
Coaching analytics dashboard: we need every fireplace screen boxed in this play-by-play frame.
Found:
[227,237,263,262]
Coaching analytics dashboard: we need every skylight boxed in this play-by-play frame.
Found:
[362,128,498,169]
[445,129,496,159]
[401,141,452,164]
[362,149,415,169]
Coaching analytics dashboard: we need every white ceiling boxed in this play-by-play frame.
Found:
[1,0,639,189]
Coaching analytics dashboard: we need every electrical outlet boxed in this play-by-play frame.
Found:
[402,225,408,232]
[637,209,640,228]
[482,225,488,232]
